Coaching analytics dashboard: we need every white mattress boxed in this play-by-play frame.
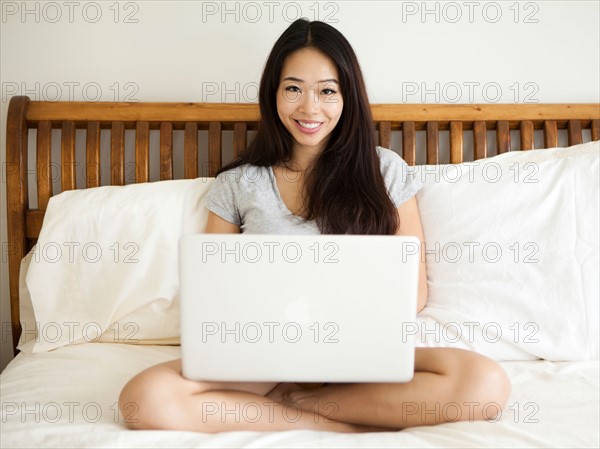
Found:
[1,343,598,448]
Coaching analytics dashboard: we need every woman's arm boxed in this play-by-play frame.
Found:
[396,196,428,312]
[204,211,241,234]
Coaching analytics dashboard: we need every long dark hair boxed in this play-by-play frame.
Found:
[216,19,399,235]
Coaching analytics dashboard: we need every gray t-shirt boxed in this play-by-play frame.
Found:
[204,146,423,234]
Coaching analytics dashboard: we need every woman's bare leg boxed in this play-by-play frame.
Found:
[268,348,511,429]
[118,359,365,433]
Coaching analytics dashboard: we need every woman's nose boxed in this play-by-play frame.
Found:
[298,86,321,114]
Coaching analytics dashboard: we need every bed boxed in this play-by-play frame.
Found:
[2,95,599,447]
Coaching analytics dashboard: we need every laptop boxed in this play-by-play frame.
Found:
[179,233,420,383]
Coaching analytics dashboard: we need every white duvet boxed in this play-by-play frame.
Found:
[1,343,598,448]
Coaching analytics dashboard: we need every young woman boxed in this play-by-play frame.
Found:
[119,19,511,433]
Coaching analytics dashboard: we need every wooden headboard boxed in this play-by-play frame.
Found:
[5,95,600,354]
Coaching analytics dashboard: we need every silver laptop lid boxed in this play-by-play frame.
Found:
[179,234,420,382]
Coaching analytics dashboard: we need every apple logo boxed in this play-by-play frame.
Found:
[285,295,311,325]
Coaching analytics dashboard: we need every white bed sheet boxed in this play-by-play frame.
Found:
[1,343,598,448]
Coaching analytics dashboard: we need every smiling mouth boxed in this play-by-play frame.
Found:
[294,120,323,130]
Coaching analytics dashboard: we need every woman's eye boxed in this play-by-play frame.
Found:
[285,85,300,93]
[322,88,337,95]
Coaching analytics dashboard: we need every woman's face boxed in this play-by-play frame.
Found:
[276,47,344,157]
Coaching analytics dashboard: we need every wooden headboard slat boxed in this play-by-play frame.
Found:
[520,121,534,150]
[25,210,44,239]
[135,121,150,183]
[426,122,439,164]
[402,121,416,166]
[544,120,559,149]
[568,120,583,146]
[208,122,222,177]
[36,121,52,209]
[6,96,600,356]
[111,122,125,185]
[61,121,76,191]
[474,121,487,160]
[234,122,248,161]
[496,121,511,154]
[378,122,391,149]
[86,122,101,188]
[592,119,600,141]
[160,122,174,180]
[449,122,463,163]
[184,122,199,179]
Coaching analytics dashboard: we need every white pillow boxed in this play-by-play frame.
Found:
[413,141,599,361]
[21,178,214,353]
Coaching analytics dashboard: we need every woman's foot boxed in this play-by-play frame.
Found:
[265,382,305,405]
[265,382,391,433]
